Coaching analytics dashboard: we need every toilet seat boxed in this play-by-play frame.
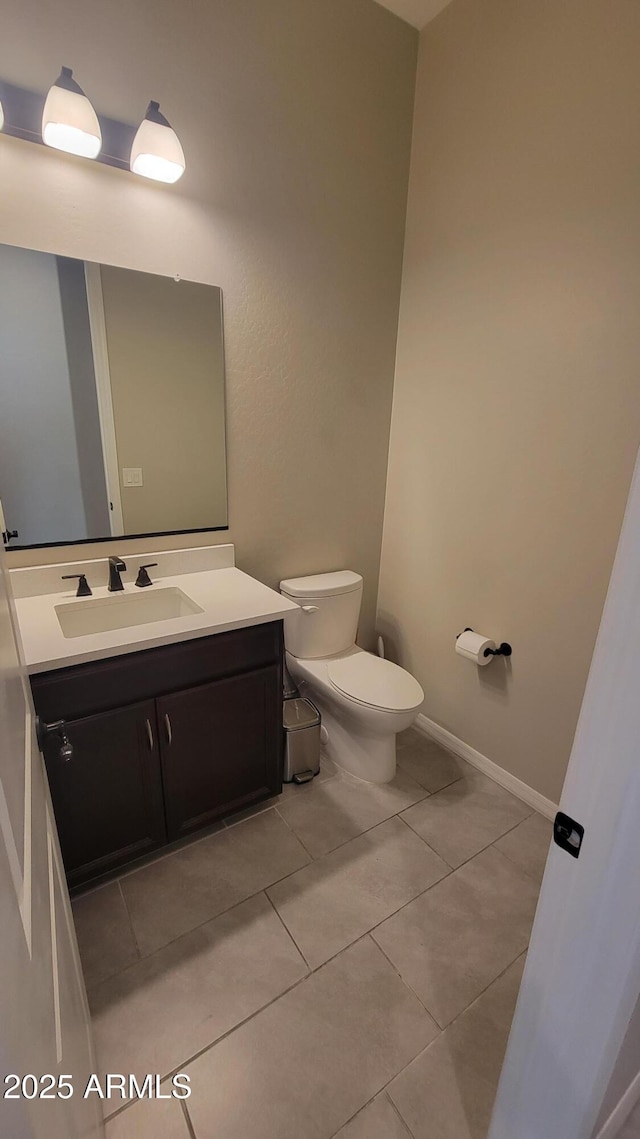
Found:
[327,652,423,713]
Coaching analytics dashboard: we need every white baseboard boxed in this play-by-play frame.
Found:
[596,1070,640,1139]
[413,713,558,820]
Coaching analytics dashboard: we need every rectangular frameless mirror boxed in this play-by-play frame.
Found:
[0,243,227,549]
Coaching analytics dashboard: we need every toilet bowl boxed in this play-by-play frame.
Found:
[280,571,423,783]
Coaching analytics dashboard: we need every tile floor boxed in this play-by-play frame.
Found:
[71,729,552,1139]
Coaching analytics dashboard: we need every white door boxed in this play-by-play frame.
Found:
[488,449,640,1139]
[0,537,102,1138]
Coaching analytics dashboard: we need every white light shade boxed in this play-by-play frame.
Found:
[130,102,185,184]
[42,67,101,159]
[0,100,4,132]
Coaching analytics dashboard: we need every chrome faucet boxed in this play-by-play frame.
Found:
[108,556,127,592]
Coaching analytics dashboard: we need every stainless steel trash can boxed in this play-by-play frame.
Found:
[283,698,321,783]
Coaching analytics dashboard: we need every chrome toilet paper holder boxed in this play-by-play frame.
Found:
[458,628,513,658]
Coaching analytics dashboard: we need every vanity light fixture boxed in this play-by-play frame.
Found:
[130,101,185,184]
[1,71,185,185]
[42,66,102,159]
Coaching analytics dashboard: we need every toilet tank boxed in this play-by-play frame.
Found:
[280,571,363,659]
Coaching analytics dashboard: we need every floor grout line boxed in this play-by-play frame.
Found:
[371,933,444,1031]
[447,947,530,1028]
[329,1086,419,1139]
[315,932,447,1138]
[264,888,312,970]
[386,1090,419,1138]
[86,881,309,996]
[102,1100,134,1126]
[380,945,531,1101]
[117,877,142,960]
[398,800,538,874]
[395,810,457,867]
[151,962,328,1084]
[101,962,323,1122]
[266,874,453,977]
[489,835,549,880]
[396,756,465,797]
[326,1087,418,1139]
[273,783,435,863]
[365,824,538,979]
[181,1099,197,1139]
[273,803,317,861]
[328,1093,379,1137]
[87,822,318,984]
[101,1081,199,1132]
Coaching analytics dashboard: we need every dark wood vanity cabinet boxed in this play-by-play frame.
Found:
[42,701,166,883]
[158,665,281,841]
[31,622,284,887]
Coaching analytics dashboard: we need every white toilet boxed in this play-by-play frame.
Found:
[280,570,424,783]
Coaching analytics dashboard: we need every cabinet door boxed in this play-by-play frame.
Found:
[43,700,166,886]
[158,665,282,840]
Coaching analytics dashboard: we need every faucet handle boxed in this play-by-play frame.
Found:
[61,574,92,598]
[135,563,158,588]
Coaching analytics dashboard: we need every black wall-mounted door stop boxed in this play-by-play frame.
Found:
[553,812,584,858]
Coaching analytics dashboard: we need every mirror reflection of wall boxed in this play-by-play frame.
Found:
[0,243,227,549]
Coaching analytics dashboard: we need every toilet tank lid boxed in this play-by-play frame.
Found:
[280,570,363,598]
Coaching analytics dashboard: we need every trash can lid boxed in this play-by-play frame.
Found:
[283,698,320,730]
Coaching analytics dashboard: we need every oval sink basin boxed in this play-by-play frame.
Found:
[55,587,204,639]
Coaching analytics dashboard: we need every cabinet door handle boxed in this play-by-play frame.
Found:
[164,713,172,745]
[145,718,154,751]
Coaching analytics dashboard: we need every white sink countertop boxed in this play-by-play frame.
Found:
[11,545,299,674]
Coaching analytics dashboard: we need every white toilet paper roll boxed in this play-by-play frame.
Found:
[455,630,495,666]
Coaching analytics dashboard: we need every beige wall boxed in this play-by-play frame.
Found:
[1,0,417,646]
[378,0,640,802]
[99,266,227,535]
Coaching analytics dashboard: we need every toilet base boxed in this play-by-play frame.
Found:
[301,687,398,783]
